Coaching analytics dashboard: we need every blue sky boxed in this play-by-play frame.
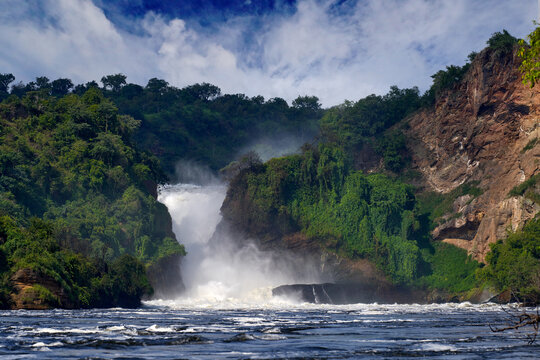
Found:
[0,0,537,106]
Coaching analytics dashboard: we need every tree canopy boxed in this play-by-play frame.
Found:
[519,24,540,87]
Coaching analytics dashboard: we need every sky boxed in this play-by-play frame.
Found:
[0,0,537,106]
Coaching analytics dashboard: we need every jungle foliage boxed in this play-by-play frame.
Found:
[0,88,183,308]
[228,142,481,287]
[481,218,540,303]
[519,24,540,87]
[104,80,322,176]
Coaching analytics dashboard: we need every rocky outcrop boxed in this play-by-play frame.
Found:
[146,253,185,299]
[10,268,73,310]
[406,46,540,261]
[273,282,425,304]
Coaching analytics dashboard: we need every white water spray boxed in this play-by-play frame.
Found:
[157,182,322,305]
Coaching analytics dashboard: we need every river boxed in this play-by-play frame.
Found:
[1,302,539,359]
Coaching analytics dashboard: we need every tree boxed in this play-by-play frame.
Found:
[0,74,16,100]
[101,74,127,92]
[51,78,74,97]
[35,76,50,90]
[145,78,169,95]
[73,81,98,95]
[0,73,15,93]
[292,95,321,111]
[519,24,540,87]
[487,29,518,54]
[490,302,539,344]
[182,83,221,101]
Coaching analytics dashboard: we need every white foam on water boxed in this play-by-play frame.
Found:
[33,327,99,334]
[105,325,126,331]
[145,324,177,333]
[256,333,287,341]
[31,342,48,347]
[31,341,62,351]
[419,343,458,352]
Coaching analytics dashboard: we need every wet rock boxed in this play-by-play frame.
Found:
[272,283,426,304]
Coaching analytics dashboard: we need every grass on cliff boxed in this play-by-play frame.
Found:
[521,137,538,153]
[416,181,483,227]
[508,173,540,204]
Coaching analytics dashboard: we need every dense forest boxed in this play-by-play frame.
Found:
[0,88,181,308]
[0,28,538,308]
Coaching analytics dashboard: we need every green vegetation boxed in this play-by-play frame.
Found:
[228,142,482,287]
[1,74,323,176]
[422,64,470,104]
[519,24,540,87]
[105,81,322,175]
[487,29,518,54]
[320,86,421,153]
[508,174,540,204]
[376,131,409,173]
[0,88,183,308]
[417,181,483,226]
[0,216,151,308]
[480,218,540,302]
[231,143,420,283]
[419,242,479,293]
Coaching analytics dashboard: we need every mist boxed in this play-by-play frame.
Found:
[174,159,221,185]
[238,133,314,162]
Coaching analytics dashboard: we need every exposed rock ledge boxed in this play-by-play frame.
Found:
[10,268,73,309]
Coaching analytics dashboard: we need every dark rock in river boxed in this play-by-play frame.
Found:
[272,282,425,305]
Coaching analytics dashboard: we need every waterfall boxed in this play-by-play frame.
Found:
[157,182,322,304]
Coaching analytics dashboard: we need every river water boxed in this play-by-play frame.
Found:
[2,183,539,358]
[1,302,539,359]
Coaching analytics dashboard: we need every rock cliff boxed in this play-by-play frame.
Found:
[406,46,540,261]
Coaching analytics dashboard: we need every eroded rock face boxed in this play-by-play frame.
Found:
[406,46,540,261]
[10,268,73,309]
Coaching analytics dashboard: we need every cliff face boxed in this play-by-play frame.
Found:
[10,269,74,310]
[220,178,389,286]
[406,46,540,261]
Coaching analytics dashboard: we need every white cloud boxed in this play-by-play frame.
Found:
[0,0,536,106]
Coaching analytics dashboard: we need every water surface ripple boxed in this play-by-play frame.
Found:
[1,302,538,359]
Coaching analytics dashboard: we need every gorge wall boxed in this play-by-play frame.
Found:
[405,46,540,261]
[219,45,539,293]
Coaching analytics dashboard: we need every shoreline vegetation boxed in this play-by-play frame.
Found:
[0,28,539,309]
